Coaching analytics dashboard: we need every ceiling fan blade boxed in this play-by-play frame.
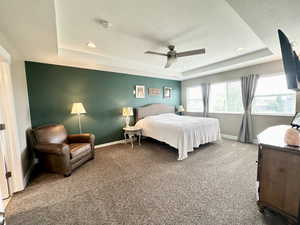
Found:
[177,48,206,57]
[165,56,177,68]
[145,51,167,56]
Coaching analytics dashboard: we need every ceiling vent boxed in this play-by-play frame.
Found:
[96,19,112,29]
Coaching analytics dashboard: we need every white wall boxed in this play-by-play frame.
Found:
[182,60,300,138]
[0,32,32,192]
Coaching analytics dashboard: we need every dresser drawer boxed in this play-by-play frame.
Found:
[260,148,300,218]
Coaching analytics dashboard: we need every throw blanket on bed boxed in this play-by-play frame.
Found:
[135,113,221,160]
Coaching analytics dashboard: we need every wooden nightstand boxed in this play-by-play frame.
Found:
[123,126,142,148]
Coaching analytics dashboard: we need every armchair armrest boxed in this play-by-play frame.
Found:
[34,143,70,155]
[68,133,95,144]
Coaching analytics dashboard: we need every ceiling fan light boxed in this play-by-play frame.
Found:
[145,45,205,68]
[165,56,177,68]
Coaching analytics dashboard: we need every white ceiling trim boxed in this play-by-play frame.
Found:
[181,55,279,81]
[59,48,182,79]
[56,49,181,80]
[226,0,300,56]
[183,48,274,78]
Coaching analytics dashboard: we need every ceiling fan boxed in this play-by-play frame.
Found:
[145,45,206,68]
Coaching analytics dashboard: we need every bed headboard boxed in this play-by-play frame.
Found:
[135,104,175,122]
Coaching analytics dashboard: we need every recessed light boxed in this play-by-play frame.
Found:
[87,41,96,48]
[236,47,245,52]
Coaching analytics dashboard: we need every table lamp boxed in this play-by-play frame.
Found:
[178,105,185,115]
[71,102,86,133]
[122,107,133,128]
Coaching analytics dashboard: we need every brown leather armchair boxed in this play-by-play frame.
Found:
[32,124,95,177]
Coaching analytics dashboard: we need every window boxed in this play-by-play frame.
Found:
[209,81,243,113]
[252,75,296,115]
[186,86,203,112]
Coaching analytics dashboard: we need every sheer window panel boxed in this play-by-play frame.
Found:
[252,75,296,115]
[186,86,203,112]
[210,81,243,113]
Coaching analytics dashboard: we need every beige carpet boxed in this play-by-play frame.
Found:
[6,139,287,225]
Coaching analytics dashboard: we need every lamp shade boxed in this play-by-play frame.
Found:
[178,105,185,112]
[71,103,86,114]
[122,107,133,117]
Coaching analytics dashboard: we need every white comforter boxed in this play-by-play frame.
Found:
[135,113,221,160]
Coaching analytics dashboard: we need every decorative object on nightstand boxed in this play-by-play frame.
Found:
[123,126,142,148]
[177,105,185,115]
[71,102,86,134]
[122,107,133,128]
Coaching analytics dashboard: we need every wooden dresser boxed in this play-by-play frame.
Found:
[257,125,300,224]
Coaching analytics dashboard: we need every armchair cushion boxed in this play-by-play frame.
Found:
[68,133,95,144]
[69,143,91,159]
[35,143,70,155]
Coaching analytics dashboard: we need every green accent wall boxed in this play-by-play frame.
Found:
[25,62,181,145]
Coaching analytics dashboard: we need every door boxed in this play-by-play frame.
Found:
[0,105,10,200]
[0,50,24,194]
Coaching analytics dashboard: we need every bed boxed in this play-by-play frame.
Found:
[135,104,221,160]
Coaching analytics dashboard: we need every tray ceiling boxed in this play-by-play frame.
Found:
[0,0,299,80]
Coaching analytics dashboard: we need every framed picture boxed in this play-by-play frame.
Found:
[148,88,161,96]
[164,87,172,98]
[135,85,145,98]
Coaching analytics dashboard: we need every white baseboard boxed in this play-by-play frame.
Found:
[95,135,258,150]
[3,197,11,209]
[221,133,258,144]
[95,139,126,149]
[221,134,238,141]
[23,158,38,187]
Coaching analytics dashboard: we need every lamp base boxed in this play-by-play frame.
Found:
[78,113,82,133]
[125,116,130,128]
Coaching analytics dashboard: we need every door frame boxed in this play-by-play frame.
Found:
[0,195,5,225]
[0,45,24,193]
[0,136,10,200]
